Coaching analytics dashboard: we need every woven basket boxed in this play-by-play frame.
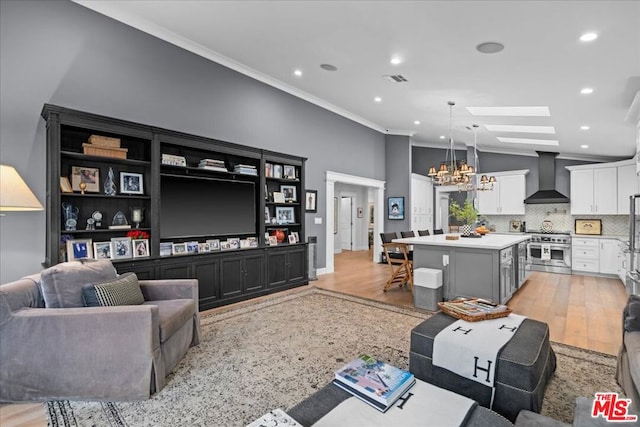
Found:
[438,299,512,322]
[83,143,128,159]
[88,135,121,148]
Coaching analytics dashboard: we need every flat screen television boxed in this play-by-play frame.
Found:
[160,174,256,239]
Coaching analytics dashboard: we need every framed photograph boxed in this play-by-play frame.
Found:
[207,239,220,251]
[273,192,286,203]
[283,165,296,179]
[186,241,199,254]
[510,220,521,232]
[67,239,93,261]
[172,242,187,256]
[264,206,271,223]
[228,238,240,250]
[288,234,296,244]
[280,185,297,202]
[387,197,405,220]
[160,242,173,257]
[291,231,299,243]
[60,177,73,193]
[265,163,273,177]
[199,242,211,253]
[275,206,295,224]
[111,237,132,260]
[305,190,317,213]
[120,172,144,195]
[71,166,99,193]
[273,164,283,179]
[247,236,258,248]
[575,219,602,235]
[132,239,150,258]
[93,241,112,259]
[268,236,278,246]
[220,241,232,251]
[240,239,251,249]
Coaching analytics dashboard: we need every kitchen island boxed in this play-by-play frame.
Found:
[395,233,531,304]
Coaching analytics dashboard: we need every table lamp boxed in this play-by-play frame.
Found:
[0,165,43,214]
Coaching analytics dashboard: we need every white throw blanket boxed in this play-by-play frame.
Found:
[313,379,475,427]
[433,314,527,392]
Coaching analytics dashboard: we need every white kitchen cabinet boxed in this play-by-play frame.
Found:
[600,239,620,275]
[477,172,527,215]
[572,237,600,273]
[618,163,637,214]
[411,174,433,232]
[570,167,617,215]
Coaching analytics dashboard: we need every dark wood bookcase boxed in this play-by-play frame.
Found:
[42,104,308,310]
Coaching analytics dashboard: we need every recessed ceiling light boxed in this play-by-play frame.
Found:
[293,69,302,77]
[581,87,594,95]
[580,125,590,130]
[439,135,445,139]
[320,63,338,71]
[476,42,504,54]
[580,33,598,42]
[390,56,402,65]
[484,124,556,134]
[374,97,382,103]
[466,106,551,117]
[581,144,589,149]
[414,120,420,125]
[497,137,559,146]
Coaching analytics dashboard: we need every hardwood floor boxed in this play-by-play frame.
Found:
[1,249,629,426]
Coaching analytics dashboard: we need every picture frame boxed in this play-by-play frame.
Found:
[265,163,273,177]
[186,241,199,254]
[60,177,73,193]
[240,239,251,249]
[273,164,283,179]
[288,234,296,244]
[510,220,521,232]
[93,241,112,259]
[111,237,132,260]
[172,242,187,256]
[291,231,299,243]
[273,192,286,203]
[305,190,317,213]
[387,196,405,220]
[268,235,278,246]
[132,239,150,258]
[264,206,271,223]
[67,239,93,261]
[199,242,211,253]
[120,172,144,195]
[220,241,232,251]
[71,166,100,193]
[575,219,602,235]
[280,185,297,202]
[283,165,296,179]
[206,239,220,251]
[160,242,173,257]
[228,237,240,250]
[275,206,295,224]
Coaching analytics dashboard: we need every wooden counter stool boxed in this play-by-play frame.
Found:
[381,242,413,292]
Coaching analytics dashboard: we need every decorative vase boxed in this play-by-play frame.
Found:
[461,224,473,236]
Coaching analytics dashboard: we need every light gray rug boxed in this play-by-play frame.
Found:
[47,288,622,426]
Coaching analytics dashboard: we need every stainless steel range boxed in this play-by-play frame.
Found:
[527,232,572,274]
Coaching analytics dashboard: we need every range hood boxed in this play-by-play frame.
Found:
[523,151,570,204]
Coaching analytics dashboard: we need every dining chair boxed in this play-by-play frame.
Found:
[418,230,430,236]
[433,229,444,235]
[400,231,415,238]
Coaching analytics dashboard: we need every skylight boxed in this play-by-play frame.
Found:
[466,106,551,117]
[484,125,556,134]
[497,137,559,146]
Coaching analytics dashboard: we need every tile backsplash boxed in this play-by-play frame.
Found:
[483,203,629,236]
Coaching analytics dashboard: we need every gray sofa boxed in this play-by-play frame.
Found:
[616,294,640,415]
[0,260,201,402]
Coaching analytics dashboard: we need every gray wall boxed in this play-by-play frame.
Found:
[0,0,386,282]
[384,134,411,233]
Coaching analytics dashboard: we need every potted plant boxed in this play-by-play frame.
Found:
[449,200,479,236]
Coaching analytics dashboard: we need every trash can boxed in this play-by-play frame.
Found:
[413,268,443,311]
[307,236,317,281]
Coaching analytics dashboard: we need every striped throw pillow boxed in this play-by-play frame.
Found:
[83,272,144,307]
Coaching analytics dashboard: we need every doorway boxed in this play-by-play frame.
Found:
[438,193,450,233]
[340,197,353,251]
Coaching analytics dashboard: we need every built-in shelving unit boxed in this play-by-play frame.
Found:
[42,104,308,310]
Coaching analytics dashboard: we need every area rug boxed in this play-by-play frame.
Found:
[46,288,623,426]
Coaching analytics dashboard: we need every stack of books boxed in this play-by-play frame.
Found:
[198,158,227,172]
[333,354,415,413]
[439,298,509,319]
[233,164,258,176]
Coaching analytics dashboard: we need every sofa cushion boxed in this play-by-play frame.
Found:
[40,260,117,308]
[143,299,197,343]
[624,299,640,332]
[83,273,145,307]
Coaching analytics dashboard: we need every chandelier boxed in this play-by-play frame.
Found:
[427,101,496,191]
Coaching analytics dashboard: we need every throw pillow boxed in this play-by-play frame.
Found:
[624,299,640,332]
[40,260,118,308]
[83,273,145,307]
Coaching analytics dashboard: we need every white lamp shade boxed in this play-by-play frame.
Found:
[0,165,43,211]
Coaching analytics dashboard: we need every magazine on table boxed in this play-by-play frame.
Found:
[334,354,415,412]
[440,298,508,317]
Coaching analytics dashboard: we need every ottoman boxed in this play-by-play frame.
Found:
[410,312,556,422]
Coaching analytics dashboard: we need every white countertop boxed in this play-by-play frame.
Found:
[394,233,530,250]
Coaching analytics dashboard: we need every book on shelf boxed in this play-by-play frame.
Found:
[108,225,132,230]
[198,159,228,172]
[333,354,415,412]
[440,298,508,317]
